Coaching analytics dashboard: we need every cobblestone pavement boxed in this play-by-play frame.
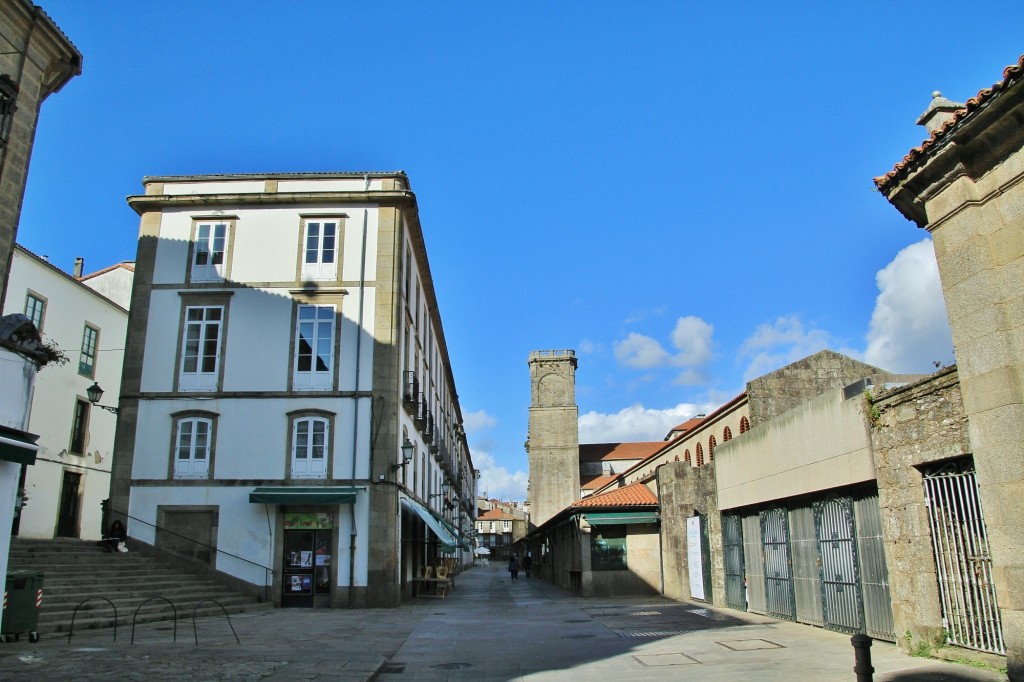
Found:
[0,564,1008,681]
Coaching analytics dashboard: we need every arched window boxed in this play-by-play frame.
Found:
[290,414,332,479]
[674,455,679,462]
[170,410,218,480]
[684,449,691,463]
[696,443,704,466]
[723,426,733,442]
[740,416,750,434]
[709,435,717,461]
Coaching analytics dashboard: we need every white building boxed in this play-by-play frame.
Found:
[114,172,475,608]
[2,246,130,540]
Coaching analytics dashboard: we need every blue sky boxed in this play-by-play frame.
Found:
[18,2,1022,500]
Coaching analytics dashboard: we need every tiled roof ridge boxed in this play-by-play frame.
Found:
[78,261,135,280]
[875,54,1024,192]
[14,244,128,313]
[570,481,658,508]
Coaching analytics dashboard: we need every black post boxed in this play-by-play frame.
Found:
[852,633,874,682]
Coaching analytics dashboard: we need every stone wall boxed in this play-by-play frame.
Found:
[657,460,723,605]
[746,349,886,427]
[870,367,970,652]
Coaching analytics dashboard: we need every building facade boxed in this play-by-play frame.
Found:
[3,246,129,540]
[876,55,1024,678]
[0,0,80,306]
[115,172,475,608]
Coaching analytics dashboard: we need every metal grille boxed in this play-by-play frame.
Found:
[814,497,862,634]
[854,494,895,641]
[788,505,823,627]
[760,508,795,620]
[722,515,746,611]
[923,462,1005,655]
[741,514,766,615]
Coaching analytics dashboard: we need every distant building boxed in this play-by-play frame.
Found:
[3,246,129,540]
[115,172,475,608]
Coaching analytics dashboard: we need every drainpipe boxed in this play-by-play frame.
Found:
[347,175,370,607]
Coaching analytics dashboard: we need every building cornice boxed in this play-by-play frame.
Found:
[125,190,416,216]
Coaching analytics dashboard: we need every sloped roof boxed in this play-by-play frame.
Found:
[79,261,135,280]
[571,481,658,508]
[579,442,666,461]
[875,54,1024,192]
[667,416,705,437]
[581,474,621,491]
[477,509,515,521]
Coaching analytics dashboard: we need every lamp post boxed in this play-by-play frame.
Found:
[392,437,414,472]
[86,382,119,414]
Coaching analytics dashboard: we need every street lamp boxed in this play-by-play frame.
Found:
[86,382,119,414]
[392,437,414,472]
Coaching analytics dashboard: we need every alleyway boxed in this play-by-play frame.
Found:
[0,564,1007,681]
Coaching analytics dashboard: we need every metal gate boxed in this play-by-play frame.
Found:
[923,461,1005,655]
[855,494,895,641]
[814,497,862,634]
[742,514,766,615]
[722,515,746,611]
[760,508,795,620]
[789,505,823,627]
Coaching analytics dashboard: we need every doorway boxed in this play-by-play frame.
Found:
[56,471,82,538]
[281,512,333,607]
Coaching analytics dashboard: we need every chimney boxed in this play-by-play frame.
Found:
[916,91,966,135]
[73,257,84,278]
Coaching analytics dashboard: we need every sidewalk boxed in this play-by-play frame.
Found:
[0,564,1008,681]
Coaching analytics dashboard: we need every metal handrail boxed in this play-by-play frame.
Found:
[192,599,240,645]
[67,596,118,643]
[131,596,177,643]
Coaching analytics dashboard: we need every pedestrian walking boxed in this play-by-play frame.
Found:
[508,554,520,581]
[522,553,532,578]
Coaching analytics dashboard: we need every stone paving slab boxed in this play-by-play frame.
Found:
[0,564,1009,681]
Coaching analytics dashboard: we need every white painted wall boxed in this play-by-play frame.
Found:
[715,387,875,510]
[3,248,128,540]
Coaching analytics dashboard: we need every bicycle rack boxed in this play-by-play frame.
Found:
[131,596,177,644]
[192,599,240,645]
[67,597,118,644]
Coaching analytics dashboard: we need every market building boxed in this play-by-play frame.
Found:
[114,172,475,608]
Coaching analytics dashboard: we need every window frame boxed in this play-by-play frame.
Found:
[174,292,233,393]
[24,290,46,330]
[287,410,335,480]
[298,216,345,282]
[187,218,236,283]
[292,304,336,391]
[69,398,90,455]
[78,323,100,378]
[170,411,218,480]
[590,526,628,571]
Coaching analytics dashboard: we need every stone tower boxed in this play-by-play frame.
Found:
[527,350,580,528]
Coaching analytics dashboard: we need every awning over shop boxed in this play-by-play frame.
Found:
[0,428,39,466]
[582,511,658,525]
[249,486,359,505]
[400,495,458,547]
[439,516,470,549]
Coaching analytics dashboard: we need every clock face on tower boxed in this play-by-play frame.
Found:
[538,374,566,407]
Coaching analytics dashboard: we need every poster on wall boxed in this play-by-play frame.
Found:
[687,516,705,601]
[289,575,312,593]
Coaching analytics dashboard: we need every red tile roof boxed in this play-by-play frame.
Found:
[477,509,515,521]
[668,416,705,435]
[579,442,666,461]
[875,54,1024,192]
[581,474,621,491]
[79,261,136,280]
[571,481,658,508]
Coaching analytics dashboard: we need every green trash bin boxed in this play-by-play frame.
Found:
[2,571,43,643]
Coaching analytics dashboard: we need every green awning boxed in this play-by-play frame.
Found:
[583,511,659,525]
[439,517,470,549]
[400,495,458,547]
[249,486,359,505]
[0,430,39,466]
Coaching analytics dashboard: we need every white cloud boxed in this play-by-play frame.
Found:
[463,409,497,433]
[670,316,714,366]
[613,332,672,368]
[738,315,832,381]
[473,449,528,501]
[613,316,715,373]
[578,402,713,443]
[624,306,668,324]
[578,338,603,355]
[863,239,953,372]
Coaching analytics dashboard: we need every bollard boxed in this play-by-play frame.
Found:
[852,633,874,682]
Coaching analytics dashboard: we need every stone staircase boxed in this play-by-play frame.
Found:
[7,538,273,637]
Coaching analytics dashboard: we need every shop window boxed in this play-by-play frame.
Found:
[591,526,627,571]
